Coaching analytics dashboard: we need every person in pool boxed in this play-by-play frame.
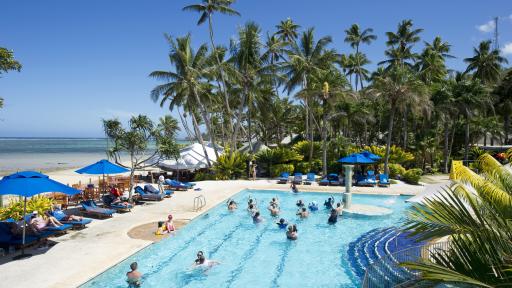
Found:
[248,204,258,215]
[269,197,279,208]
[227,200,237,211]
[247,196,257,209]
[276,218,288,229]
[286,225,298,240]
[296,207,309,218]
[290,182,299,193]
[335,202,344,216]
[126,262,142,288]
[193,251,220,270]
[328,209,338,224]
[252,211,263,223]
[268,203,280,217]
[308,201,319,211]
[296,199,305,207]
[324,197,335,209]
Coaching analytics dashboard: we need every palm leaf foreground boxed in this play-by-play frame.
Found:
[402,152,512,287]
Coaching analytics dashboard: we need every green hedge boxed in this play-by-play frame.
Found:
[272,164,294,178]
[403,168,423,185]
[388,163,406,179]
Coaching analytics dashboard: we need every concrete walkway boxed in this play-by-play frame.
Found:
[0,179,423,288]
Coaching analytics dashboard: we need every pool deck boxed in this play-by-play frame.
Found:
[0,179,435,288]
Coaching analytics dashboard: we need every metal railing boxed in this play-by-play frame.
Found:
[362,241,450,288]
[193,195,206,212]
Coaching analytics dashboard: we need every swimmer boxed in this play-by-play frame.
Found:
[308,201,319,211]
[252,211,263,223]
[296,207,309,218]
[126,262,142,288]
[276,218,288,229]
[247,196,258,208]
[286,225,298,240]
[291,182,299,193]
[335,202,343,216]
[227,200,237,211]
[268,203,280,217]
[193,251,220,270]
[324,197,334,209]
[328,209,338,224]
[269,197,279,208]
[296,199,305,207]
[248,204,258,215]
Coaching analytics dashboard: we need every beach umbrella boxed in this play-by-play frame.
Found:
[337,153,375,164]
[75,159,129,192]
[359,150,381,161]
[0,171,80,259]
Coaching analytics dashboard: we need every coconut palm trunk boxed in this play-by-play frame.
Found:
[191,112,212,167]
[464,113,470,165]
[322,99,328,175]
[505,115,510,145]
[192,88,220,159]
[442,120,450,173]
[232,85,249,150]
[384,103,397,174]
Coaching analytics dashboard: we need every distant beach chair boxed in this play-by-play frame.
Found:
[164,179,190,191]
[357,174,377,187]
[0,221,52,247]
[101,195,133,213]
[304,173,316,185]
[134,186,164,201]
[21,214,73,234]
[378,173,390,187]
[292,173,303,185]
[158,183,174,197]
[277,172,290,184]
[80,200,115,218]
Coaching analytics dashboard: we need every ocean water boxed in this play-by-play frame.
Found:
[80,190,411,288]
[0,138,187,175]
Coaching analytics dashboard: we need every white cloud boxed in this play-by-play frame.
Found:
[502,42,512,55]
[509,14,512,20]
[477,20,495,33]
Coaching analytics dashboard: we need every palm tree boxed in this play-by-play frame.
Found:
[183,0,240,140]
[275,18,300,43]
[282,28,335,165]
[494,69,512,144]
[464,40,508,84]
[416,37,454,84]
[451,76,490,164]
[379,19,423,70]
[346,52,371,91]
[344,24,377,54]
[370,66,429,174]
[149,34,219,166]
[404,154,512,286]
[0,47,22,109]
[230,22,263,150]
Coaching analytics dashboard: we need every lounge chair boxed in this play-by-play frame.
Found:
[378,173,390,187]
[304,173,316,185]
[158,183,174,197]
[134,186,164,201]
[319,173,341,186]
[164,179,189,191]
[277,172,290,184]
[0,221,49,247]
[21,214,73,234]
[357,174,377,187]
[292,173,303,185]
[51,210,92,228]
[80,200,116,218]
[101,195,133,213]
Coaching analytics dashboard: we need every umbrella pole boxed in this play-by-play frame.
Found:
[13,196,31,260]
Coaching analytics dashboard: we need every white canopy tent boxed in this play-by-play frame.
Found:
[158,143,222,171]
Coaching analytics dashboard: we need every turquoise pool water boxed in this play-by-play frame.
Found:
[81,190,411,288]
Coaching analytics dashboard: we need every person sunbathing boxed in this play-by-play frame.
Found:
[126,262,142,287]
[29,211,63,234]
[163,214,176,233]
[51,205,83,222]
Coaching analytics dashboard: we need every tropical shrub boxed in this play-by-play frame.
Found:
[402,168,423,185]
[255,148,302,177]
[349,145,414,165]
[212,151,248,180]
[292,140,321,160]
[272,164,294,178]
[403,155,512,286]
[387,163,406,179]
[295,160,322,174]
[193,171,216,181]
[0,195,53,221]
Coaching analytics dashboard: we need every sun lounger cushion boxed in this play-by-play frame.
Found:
[44,224,72,232]
[144,184,160,194]
[81,201,115,215]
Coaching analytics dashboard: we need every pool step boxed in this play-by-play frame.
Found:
[346,227,426,283]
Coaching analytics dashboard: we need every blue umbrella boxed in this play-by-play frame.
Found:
[337,153,375,164]
[0,171,80,259]
[76,159,129,193]
[75,159,129,175]
[359,150,381,161]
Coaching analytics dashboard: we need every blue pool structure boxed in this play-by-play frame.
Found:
[80,189,419,288]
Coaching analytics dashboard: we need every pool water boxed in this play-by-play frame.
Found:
[81,190,411,288]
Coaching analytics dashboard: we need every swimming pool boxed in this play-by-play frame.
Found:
[80,189,411,288]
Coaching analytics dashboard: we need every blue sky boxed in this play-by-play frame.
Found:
[1,0,511,138]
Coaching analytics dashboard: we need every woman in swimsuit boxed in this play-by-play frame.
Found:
[164,214,176,233]
[227,200,237,211]
[286,225,298,240]
[126,262,142,287]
